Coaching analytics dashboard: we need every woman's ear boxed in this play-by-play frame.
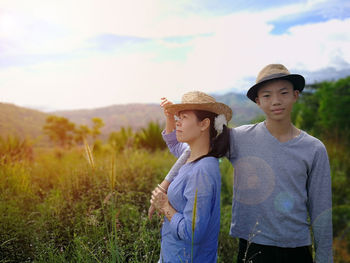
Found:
[200,118,211,131]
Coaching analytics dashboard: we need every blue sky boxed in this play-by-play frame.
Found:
[0,0,350,111]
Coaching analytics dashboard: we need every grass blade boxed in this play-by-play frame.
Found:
[191,188,198,263]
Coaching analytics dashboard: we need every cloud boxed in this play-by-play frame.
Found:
[0,0,349,110]
[268,0,350,34]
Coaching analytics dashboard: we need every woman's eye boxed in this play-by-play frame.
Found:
[263,95,270,98]
[174,116,180,121]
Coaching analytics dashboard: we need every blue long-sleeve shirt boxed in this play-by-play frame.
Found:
[160,131,221,263]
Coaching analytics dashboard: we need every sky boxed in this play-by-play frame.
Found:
[0,0,350,111]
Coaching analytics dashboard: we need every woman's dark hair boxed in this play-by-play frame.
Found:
[192,110,230,161]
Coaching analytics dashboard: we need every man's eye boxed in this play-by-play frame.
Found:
[282,92,288,95]
[263,95,270,98]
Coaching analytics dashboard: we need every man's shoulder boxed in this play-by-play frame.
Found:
[231,122,262,135]
[300,130,327,152]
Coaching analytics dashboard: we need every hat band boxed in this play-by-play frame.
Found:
[258,73,289,84]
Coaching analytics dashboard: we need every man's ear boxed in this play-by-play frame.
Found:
[200,118,211,131]
[255,96,261,106]
[293,90,300,101]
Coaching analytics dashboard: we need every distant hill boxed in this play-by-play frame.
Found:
[0,92,262,144]
[0,102,48,143]
[212,92,262,125]
[53,104,165,140]
[53,93,262,135]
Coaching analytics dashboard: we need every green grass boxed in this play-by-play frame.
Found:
[0,146,173,262]
[0,139,349,262]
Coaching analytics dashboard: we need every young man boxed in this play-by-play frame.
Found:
[150,64,333,263]
[229,64,333,263]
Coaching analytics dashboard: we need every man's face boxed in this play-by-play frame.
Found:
[255,79,299,121]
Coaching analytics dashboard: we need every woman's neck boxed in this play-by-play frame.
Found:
[186,134,210,163]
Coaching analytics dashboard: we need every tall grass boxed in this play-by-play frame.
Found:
[0,144,174,262]
[0,136,349,262]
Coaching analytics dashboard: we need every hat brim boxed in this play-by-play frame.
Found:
[165,102,232,122]
[247,74,305,103]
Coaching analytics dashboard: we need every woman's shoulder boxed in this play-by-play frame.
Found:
[192,156,220,174]
[185,157,220,189]
[196,155,218,163]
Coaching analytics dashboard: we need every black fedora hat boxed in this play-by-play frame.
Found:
[247,64,305,103]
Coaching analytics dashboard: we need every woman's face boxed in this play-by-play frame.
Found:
[175,110,206,143]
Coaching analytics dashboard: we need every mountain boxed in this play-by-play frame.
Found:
[212,92,263,125]
[0,92,262,144]
[53,93,262,134]
[53,104,165,140]
[0,102,48,143]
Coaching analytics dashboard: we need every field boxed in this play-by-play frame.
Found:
[0,136,349,262]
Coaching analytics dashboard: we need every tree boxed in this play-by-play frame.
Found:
[292,84,321,136]
[318,77,350,142]
[43,115,75,148]
[109,127,134,152]
[135,121,166,151]
[74,125,91,145]
[292,76,350,143]
[91,118,105,140]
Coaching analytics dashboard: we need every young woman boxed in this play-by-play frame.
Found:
[150,91,232,263]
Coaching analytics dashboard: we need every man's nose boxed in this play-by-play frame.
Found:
[271,94,282,105]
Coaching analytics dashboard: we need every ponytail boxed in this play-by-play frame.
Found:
[192,110,230,161]
[208,124,230,158]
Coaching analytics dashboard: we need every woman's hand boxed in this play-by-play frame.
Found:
[150,187,177,221]
[148,180,170,220]
[160,97,176,134]
[151,188,168,213]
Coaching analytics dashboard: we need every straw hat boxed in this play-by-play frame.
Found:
[165,91,232,121]
[247,64,305,103]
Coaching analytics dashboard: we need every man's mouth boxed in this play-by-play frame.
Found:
[271,108,284,114]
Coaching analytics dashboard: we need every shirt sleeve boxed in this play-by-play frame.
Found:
[169,165,217,243]
[226,127,237,163]
[307,143,333,263]
[162,129,189,158]
[164,148,191,182]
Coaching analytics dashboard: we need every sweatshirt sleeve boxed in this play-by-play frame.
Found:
[307,143,333,263]
[226,127,237,163]
[162,130,189,158]
[169,164,217,243]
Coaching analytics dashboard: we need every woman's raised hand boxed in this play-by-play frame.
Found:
[160,97,176,133]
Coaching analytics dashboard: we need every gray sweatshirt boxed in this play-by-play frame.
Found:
[228,122,333,263]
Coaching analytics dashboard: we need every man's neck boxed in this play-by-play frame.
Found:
[264,118,299,143]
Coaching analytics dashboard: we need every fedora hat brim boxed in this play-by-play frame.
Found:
[247,73,305,103]
[165,102,232,122]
